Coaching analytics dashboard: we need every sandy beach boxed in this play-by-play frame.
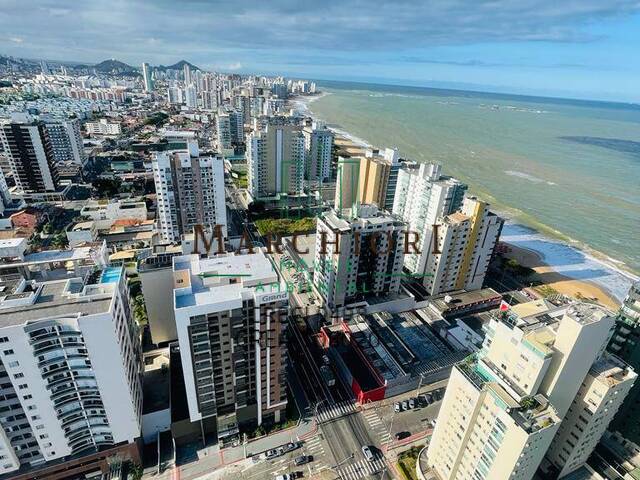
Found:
[502,244,620,310]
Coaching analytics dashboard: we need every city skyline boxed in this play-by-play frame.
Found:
[1,0,640,102]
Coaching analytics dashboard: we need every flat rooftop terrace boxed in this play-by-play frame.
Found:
[0,276,116,328]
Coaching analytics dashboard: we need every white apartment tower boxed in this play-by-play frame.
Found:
[313,205,406,312]
[247,122,305,199]
[0,266,142,477]
[172,252,288,440]
[153,141,227,242]
[303,121,334,182]
[427,301,630,480]
[392,163,466,277]
[142,62,154,92]
[393,164,502,295]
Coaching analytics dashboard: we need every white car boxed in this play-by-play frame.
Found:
[362,445,375,462]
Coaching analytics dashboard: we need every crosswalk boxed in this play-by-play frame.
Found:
[336,457,386,480]
[316,401,358,423]
[304,435,326,457]
[361,408,391,445]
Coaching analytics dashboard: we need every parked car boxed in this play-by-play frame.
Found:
[294,455,313,465]
[362,445,375,462]
[395,431,411,441]
[394,402,402,412]
[408,397,416,409]
[275,475,292,480]
[402,400,409,410]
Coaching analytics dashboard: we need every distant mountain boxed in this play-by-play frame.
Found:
[67,58,137,74]
[156,60,201,71]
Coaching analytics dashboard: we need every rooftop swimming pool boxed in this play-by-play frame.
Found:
[100,266,122,284]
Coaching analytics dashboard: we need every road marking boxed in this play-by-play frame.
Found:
[316,401,358,423]
[336,458,386,480]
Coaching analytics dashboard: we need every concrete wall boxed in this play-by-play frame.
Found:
[141,409,171,444]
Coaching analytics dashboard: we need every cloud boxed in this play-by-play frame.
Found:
[0,0,638,65]
[8,36,24,44]
[225,62,242,71]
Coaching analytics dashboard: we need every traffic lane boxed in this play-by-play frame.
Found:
[233,442,328,480]
[320,416,364,469]
[321,411,379,471]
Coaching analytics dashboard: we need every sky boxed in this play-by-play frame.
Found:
[1,0,640,102]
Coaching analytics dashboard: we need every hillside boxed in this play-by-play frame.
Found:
[156,59,200,71]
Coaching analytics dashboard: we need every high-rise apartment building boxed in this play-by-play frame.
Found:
[183,63,192,85]
[229,110,244,145]
[303,121,333,183]
[172,252,288,440]
[608,281,640,442]
[427,301,630,480]
[167,86,183,104]
[42,117,87,167]
[184,84,198,108]
[153,141,227,242]
[246,122,305,199]
[335,147,403,214]
[0,266,142,477]
[313,204,406,312]
[392,164,501,295]
[425,197,503,295]
[142,62,154,92]
[544,355,635,477]
[0,113,60,194]
[392,163,466,272]
[216,113,232,150]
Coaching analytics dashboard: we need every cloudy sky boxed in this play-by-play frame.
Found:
[2,0,640,101]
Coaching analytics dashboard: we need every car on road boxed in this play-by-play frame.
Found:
[265,449,280,459]
[294,455,313,465]
[283,442,301,453]
[362,445,375,462]
[395,431,411,440]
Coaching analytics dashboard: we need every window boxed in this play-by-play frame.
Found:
[3,349,13,355]
[13,373,24,379]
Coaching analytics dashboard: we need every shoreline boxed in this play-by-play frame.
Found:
[288,93,638,305]
[501,243,620,311]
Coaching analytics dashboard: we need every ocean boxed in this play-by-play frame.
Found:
[300,80,640,300]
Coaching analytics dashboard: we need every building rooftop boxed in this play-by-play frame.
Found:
[0,267,121,328]
[590,354,637,386]
[173,251,281,309]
